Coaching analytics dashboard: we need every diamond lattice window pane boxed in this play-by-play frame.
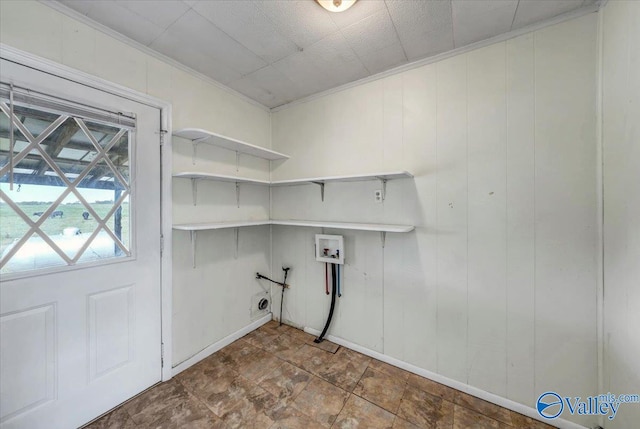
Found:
[0,97,134,274]
[0,230,67,273]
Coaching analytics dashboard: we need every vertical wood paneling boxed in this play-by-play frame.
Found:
[383,64,438,368]
[533,15,598,427]
[505,34,536,406]
[435,54,469,384]
[466,43,508,396]
[602,1,640,428]
[332,231,384,352]
[271,17,599,425]
[383,74,404,171]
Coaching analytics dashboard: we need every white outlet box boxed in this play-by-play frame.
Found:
[374,189,383,203]
[315,234,344,265]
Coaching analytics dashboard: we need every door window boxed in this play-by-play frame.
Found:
[0,86,135,275]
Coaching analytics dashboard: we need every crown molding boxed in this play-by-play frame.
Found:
[271,1,601,112]
[40,0,602,115]
[40,0,271,113]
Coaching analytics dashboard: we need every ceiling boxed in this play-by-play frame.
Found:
[57,0,598,109]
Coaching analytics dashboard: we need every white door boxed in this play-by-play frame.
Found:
[0,59,162,429]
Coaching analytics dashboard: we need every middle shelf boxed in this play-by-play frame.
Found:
[173,170,414,205]
[174,219,415,267]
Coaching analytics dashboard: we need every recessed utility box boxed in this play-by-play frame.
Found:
[315,234,344,265]
[251,291,270,320]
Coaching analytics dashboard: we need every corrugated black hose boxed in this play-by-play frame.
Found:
[315,263,337,343]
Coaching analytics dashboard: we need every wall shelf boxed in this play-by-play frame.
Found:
[270,219,414,233]
[173,220,272,231]
[173,172,270,206]
[270,170,413,201]
[174,128,290,162]
[173,220,271,268]
[172,172,270,185]
[174,219,414,266]
[270,171,413,186]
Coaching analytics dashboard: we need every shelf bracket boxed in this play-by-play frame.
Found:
[377,178,388,201]
[234,227,239,259]
[380,231,386,248]
[191,178,199,206]
[191,137,208,165]
[311,181,325,202]
[190,230,197,268]
[235,182,240,208]
[235,151,240,172]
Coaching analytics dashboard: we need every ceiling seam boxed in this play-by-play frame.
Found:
[40,0,271,112]
[271,2,601,112]
[188,8,267,78]
[382,0,409,62]
[510,1,521,32]
[147,6,193,48]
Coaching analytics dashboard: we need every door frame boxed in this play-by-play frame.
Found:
[0,43,174,381]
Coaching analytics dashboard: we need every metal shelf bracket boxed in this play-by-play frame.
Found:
[312,181,325,201]
[191,137,208,165]
[191,178,199,206]
[235,182,240,208]
[190,230,197,268]
[380,231,386,248]
[377,178,388,201]
[234,227,239,259]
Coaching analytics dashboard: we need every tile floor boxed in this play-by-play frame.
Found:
[86,321,557,429]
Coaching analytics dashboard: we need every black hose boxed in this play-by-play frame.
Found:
[315,263,337,343]
[280,267,289,326]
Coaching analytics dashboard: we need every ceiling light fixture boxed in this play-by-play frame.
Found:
[316,0,357,13]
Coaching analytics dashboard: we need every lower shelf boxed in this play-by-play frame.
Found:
[174,219,414,268]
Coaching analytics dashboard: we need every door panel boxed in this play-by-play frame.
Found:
[0,59,162,429]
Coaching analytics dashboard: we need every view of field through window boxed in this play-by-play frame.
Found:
[0,95,133,274]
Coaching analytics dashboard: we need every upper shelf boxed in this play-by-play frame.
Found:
[271,219,414,233]
[270,171,413,186]
[172,172,270,185]
[174,128,290,161]
[173,220,271,231]
[173,219,414,233]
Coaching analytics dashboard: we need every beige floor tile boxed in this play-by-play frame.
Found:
[354,367,407,413]
[85,406,137,429]
[333,395,395,429]
[308,339,340,353]
[150,393,226,429]
[317,352,369,392]
[407,375,456,402]
[259,361,313,403]
[392,416,422,429]
[88,323,528,429]
[268,406,327,429]
[235,348,283,384]
[369,359,411,382]
[290,376,349,427]
[123,379,189,426]
[177,359,238,400]
[453,404,509,429]
[453,391,513,426]
[397,385,454,429]
[509,411,557,428]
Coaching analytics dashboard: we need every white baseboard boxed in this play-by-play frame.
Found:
[171,314,272,376]
[303,327,588,429]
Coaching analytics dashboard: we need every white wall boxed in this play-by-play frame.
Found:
[0,0,273,367]
[601,1,640,428]
[271,13,599,427]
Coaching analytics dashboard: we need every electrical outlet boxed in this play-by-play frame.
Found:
[374,190,383,203]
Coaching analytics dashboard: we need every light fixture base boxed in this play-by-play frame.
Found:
[316,0,357,13]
